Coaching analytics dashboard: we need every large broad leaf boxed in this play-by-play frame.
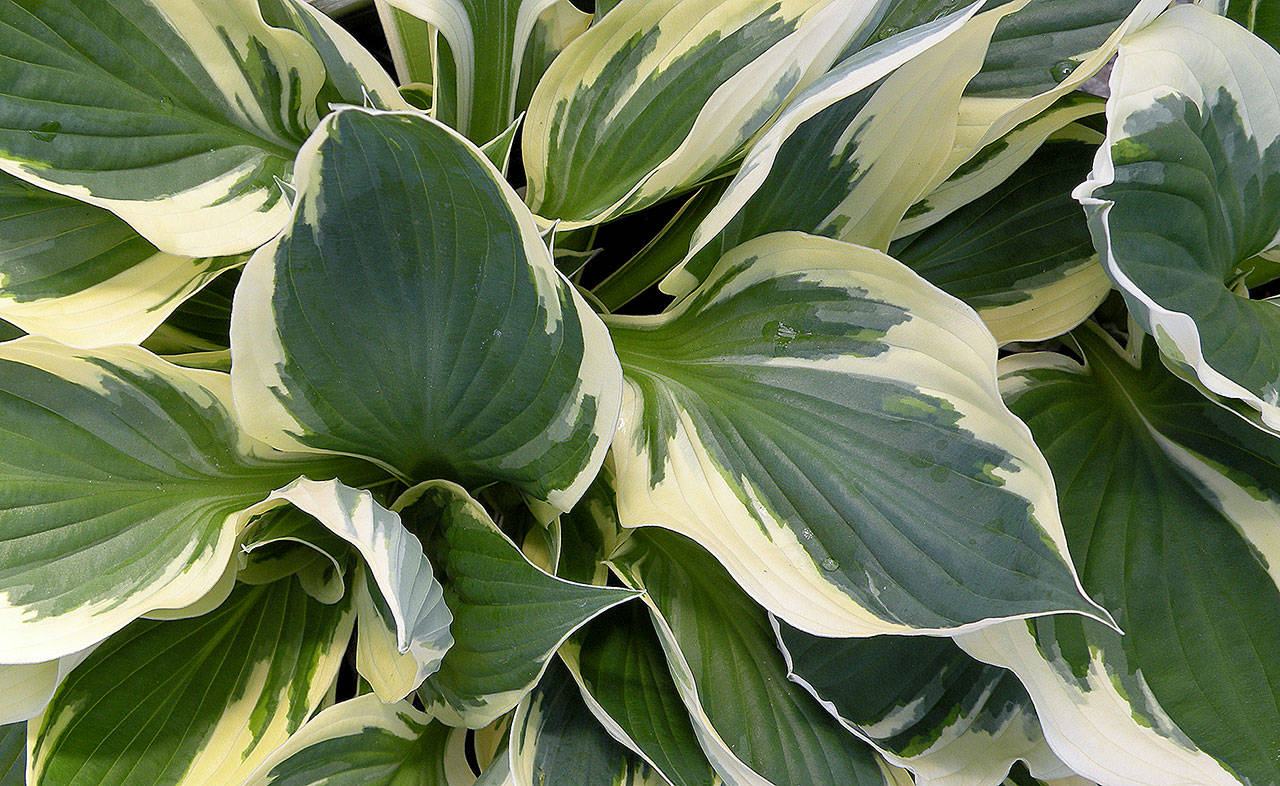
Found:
[0,337,364,663]
[231,106,621,511]
[522,0,890,226]
[1211,0,1280,50]
[243,695,474,786]
[667,0,1012,296]
[561,604,719,786]
[889,139,1107,344]
[608,529,900,786]
[775,622,1070,786]
[606,232,1106,636]
[0,172,242,347]
[1075,4,1280,432]
[379,0,588,144]
[0,723,22,786]
[0,0,400,257]
[958,326,1280,786]
[509,659,680,786]
[29,578,354,786]
[245,478,455,701]
[399,481,638,728]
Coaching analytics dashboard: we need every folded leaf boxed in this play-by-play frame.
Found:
[0,0,378,256]
[608,529,902,786]
[0,650,93,725]
[958,326,1280,786]
[399,481,638,728]
[510,659,678,786]
[561,604,719,786]
[608,232,1107,636]
[523,0,887,226]
[1076,3,1280,431]
[231,106,621,511]
[246,478,455,700]
[30,579,354,786]
[890,140,1107,344]
[0,337,361,663]
[242,694,474,786]
[0,173,243,347]
[776,622,1069,786]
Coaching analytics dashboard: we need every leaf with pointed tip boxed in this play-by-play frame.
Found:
[1076,4,1280,432]
[608,528,900,786]
[523,0,890,226]
[243,695,475,786]
[400,481,638,728]
[562,604,719,786]
[30,579,354,786]
[775,621,1069,786]
[0,337,364,664]
[608,232,1106,636]
[231,106,621,511]
[0,0,401,257]
[510,659,675,786]
[890,139,1106,344]
[958,326,1280,786]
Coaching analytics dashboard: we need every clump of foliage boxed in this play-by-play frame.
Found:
[0,0,1278,784]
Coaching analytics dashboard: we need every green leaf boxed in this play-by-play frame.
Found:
[143,268,240,354]
[522,0,890,226]
[0,723,23,786]
[561,604,719,786]
[958,325,1280,785]
[0,172,242,347]
[890,139,1106,344]
[607,232,1107,636]
[608,528,898,786]
[1076,3,1280,432]
[247,478,455,701]
[399,481,638,728]
[1213,0,1280,50]
[0,0,399,257]
[243,695,475,786]
[30,579,354,786]
[0,337,363,663]
[231,106,621,511]
[776,622,1069,785]
[510,659,673,786]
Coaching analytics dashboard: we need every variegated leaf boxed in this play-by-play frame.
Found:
[1211,0,1280,50]
[0,649,93,725]
[231,106,621,511]
[243,694,475,786]
[0,172,242,348]
[381,0,588,144]
[607,232,1106,636]
[399,481,638,728]
[30,579,354,786]
[560,604,720,786]
[510,658,684,786]
[1076,3,1280,431]
[523,0,890,227]
[245,478,455,700]
[0,0,401,257]
[0,337,365,663]
[662,0,985,296]
[607,528,904,786]
[775,621,1070,786]
[890,139,1107,344]
[958,326,1280,786]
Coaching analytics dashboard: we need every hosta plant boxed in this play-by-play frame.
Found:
[1,0,1279,784]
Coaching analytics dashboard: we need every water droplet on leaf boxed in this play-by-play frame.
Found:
[1049,59,1078,83]
[30,121,60,142]
[821,557,839,571]
[877,25,901,40]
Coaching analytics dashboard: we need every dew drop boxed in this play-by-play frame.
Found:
[930,465,949,483]
[29,120,60,143]
[877,24,902,40]
[800,527,815,541]
[908,452,932,469]
[821,557,840,571]
[1049,59,1078,83]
